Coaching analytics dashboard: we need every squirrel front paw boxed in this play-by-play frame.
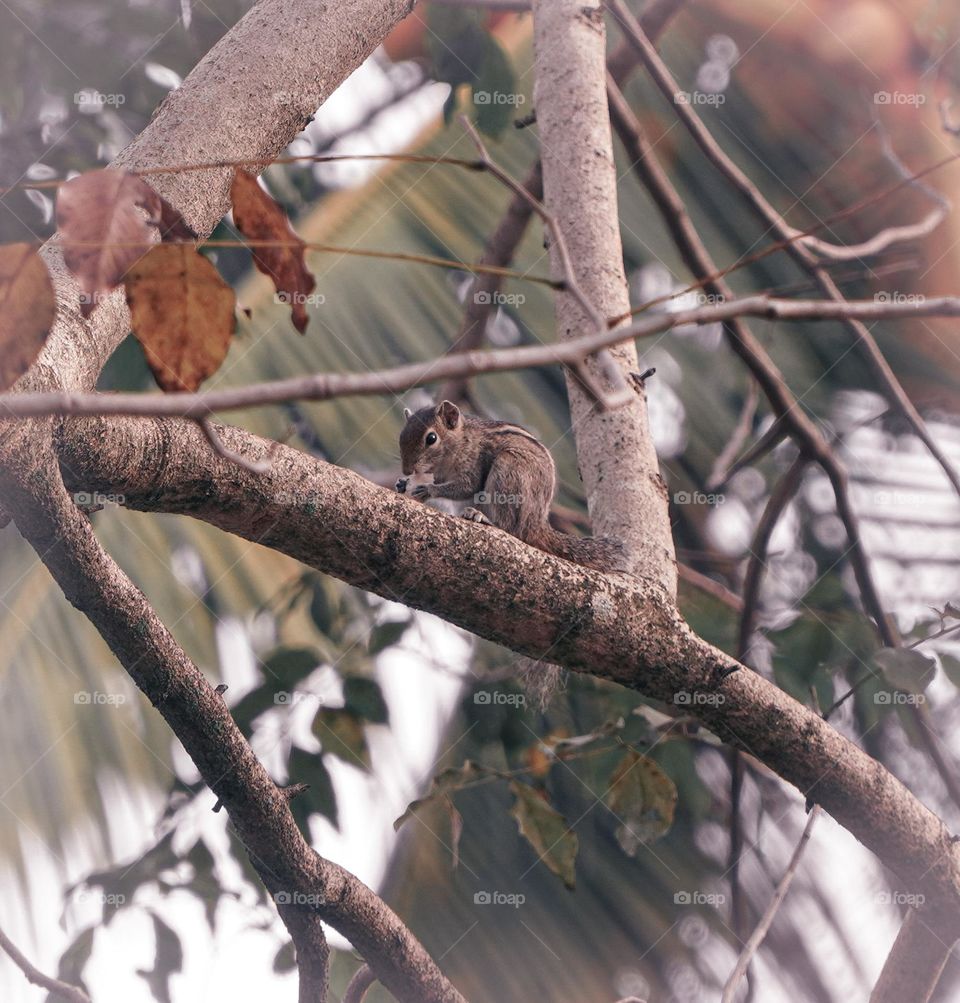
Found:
[411,484,432,502]
[461,507,491,525]
[395,477,408,494]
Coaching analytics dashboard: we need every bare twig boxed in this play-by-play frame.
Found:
[436,159,543,404]
[343,964,378,1003]
[721,806,821,1003]
[0,925,91,1003]
[607,61,960,822]
[460,116,633,407]
[6,294,960,421]
[608,0,960,505]
[707,380,759,490]
[198,417,274,473]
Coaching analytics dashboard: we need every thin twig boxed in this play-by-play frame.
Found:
[0,926,91,1003]
[721,806,821,1003]
[198,418,274,474]
[7,293,960,421]
[343,964,378,1003]
[707,380,759,490]
[608,0,960,506]
[460,116,633,408]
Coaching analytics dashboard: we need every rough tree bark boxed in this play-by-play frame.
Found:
[531,0,676,593]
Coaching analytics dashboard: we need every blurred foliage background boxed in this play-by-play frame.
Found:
[2,1,960,1001]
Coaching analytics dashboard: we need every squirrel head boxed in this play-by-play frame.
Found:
[399,400,463,475]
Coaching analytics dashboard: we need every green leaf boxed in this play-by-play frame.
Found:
[939,653,960,689]
[509,780,579,890]
[52,927,95,998]
[136,913,183,1003]
[873,647,937,694]
[261,646,319,686]
[344,677,389,724]
[312,708,370,770]
[474,39,518,137]
[273,940,296,974]
[368,618,411,656]
[605,750,677,853]
[309,580,335,634]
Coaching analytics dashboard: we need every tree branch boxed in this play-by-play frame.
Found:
[532,0,676,592]
[607,0,960,505]
[0,925,91,1003]
[53,414,960,932]
[6,294,960,421]
[721,807,821,1003]
[870,909,954,1003]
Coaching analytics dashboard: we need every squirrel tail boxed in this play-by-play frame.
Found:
[532,525,630,574]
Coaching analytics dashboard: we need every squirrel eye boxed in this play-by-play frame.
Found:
[425,431,438,446]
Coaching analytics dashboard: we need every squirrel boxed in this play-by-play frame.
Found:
[396,400,629,574]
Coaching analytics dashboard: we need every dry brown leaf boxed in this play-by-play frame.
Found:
[56,168,161,317]
[125,244,235,392]
[0,243,56,390]
[230,169,315,334]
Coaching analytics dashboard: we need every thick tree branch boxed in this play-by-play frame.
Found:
[870,910,954,1003]
[54,415,960,931]
[532,0,676,593]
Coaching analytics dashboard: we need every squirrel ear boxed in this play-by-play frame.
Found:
[403,407,412,420]
[437,399,461,429]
